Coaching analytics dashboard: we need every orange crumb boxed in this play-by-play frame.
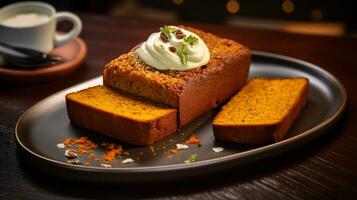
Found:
[185,135,200,144]
[74,137,88,144]
[88,152,95,159]
[103,144,122,163]
[77,144,87,155]
[74,137,98,149]
[63,138,75,147]
[63,137,126,165]
[63,137,100,166]
[167,148,180,159]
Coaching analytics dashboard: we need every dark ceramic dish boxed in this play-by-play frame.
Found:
[15,51,347,183]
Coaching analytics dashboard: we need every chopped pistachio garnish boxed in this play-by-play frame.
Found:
[177,44,188,65]
[184,35,199,46]
[158,26,199,65]
[160,25,175,40]
[184,153,198,163]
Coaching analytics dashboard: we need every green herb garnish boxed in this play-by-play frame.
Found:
[184,35,199,46]
[160,25,175,40]
[176,44,188,65]
[185,153,198,163]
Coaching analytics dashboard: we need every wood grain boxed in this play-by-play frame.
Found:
[1,13,357,199]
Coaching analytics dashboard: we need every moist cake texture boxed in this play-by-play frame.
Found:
[213,78,309,144]
[66,86,177,145]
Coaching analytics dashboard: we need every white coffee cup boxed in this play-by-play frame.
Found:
[0,1,82,53]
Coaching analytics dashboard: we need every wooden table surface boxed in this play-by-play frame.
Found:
[1,13,357,200]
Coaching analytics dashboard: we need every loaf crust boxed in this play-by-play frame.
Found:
[103,26,251,126]
[213,78,309,144]
[66,86,177,145]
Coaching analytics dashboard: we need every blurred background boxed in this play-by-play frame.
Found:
[1,0,356,37]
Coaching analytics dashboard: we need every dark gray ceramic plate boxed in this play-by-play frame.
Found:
[15,51,346,183]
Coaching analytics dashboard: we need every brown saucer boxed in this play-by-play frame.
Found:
[0,37,87,84]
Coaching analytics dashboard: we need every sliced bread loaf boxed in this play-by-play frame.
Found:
[66,85,177,145]
[103,26,250,127]
[213,78,309,144]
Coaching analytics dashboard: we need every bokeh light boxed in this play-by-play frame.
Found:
[282,0,295,14]
[226,0,240,14]
[172,0,184,5]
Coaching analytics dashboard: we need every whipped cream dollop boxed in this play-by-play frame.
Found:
[137,26,210,71]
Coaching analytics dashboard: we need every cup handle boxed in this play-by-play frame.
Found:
[54,12,82,47]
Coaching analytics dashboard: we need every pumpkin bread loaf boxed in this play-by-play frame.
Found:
[213,78,309,144]
[66,86,177,145]
[103,26,251,127]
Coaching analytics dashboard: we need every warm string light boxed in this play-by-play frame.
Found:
[226,0,240,14]
[282,0,295,14]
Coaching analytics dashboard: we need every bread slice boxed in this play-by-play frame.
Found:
[103,26,250,127]
[66,86,177,145]
[213,78,309,144]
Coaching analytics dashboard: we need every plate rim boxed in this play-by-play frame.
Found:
[15,50,347,174]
